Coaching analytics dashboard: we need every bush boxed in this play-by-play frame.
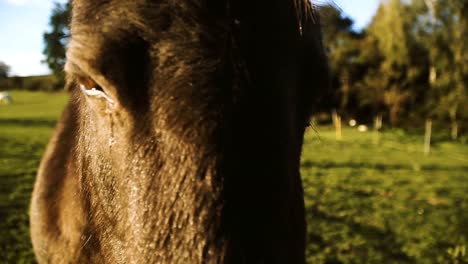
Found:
[4,75,62,92]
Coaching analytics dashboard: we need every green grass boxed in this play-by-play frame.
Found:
[302,127,468,263]
[0,91,467,263]
[0,91,68,263]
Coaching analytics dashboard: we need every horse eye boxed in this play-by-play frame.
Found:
[78,78,115,105]
[79,77,100,91]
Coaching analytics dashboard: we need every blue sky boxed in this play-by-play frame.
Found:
[333,0,380,30]
[0,0,379,76]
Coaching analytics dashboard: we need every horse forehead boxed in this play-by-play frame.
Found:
[71,1,194,23]
[72,1,162,35]
[70,1,205,46]
[68,1,151,72]
[68,0,225,70]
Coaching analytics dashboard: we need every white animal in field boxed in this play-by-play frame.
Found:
[0,92,12,104]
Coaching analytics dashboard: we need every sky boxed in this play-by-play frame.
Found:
[332,0,380,30]
[0,0,380,76]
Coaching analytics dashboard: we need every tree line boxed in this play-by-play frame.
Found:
[321,0,466,137]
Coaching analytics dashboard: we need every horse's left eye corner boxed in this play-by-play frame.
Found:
[78,78,115,105]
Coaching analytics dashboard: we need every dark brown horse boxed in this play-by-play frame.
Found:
[30,0,328,263]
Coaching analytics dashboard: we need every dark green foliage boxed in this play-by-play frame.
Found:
[318,1,467,132]
[423,0,468,134]
[0,61,10,80]
[3,75,59,92]
[319,4,360,115]
[43,2,70,89]
[0,61,11,89]
[21,75,60,92]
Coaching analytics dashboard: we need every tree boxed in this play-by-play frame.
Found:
[365,0,430,126]
[43,2,70,88]
[0,61,10,80]
[0,61,11,89]
[316,0,466,135]
[319,4,361,116]
[353,34,386,120]
[423,0,468,139]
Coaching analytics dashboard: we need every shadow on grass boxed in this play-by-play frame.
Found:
[0,118,57,128]
[307,205,414,263]
[301,160,468,171]
[0,170,36,263]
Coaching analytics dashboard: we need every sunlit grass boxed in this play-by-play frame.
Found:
[301,126,468,263]
[0,91,68,262]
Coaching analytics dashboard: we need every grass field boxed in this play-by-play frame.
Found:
[0,91,68,263]
[302,128,468,263]
[1,91,467,263]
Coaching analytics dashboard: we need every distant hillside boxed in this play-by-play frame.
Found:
[1,74,61,92]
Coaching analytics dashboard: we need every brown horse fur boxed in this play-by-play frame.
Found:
[30,0,328,263]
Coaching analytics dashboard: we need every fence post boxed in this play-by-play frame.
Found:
[373,115,383,145]
[424,118,432,155]
[451,121,458,140]
[332,111,342,141]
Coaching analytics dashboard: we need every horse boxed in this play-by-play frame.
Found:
[30,0,328,263]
